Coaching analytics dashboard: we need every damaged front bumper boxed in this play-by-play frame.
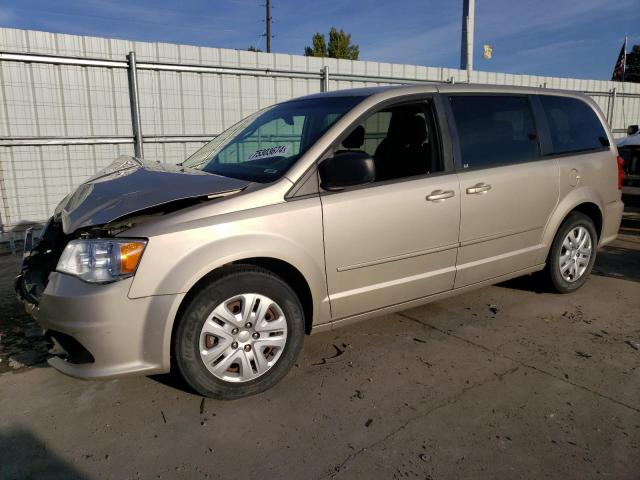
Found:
[10,153,250,379]
[15,270,184,379]
[15,217,183,379]
[14,273,40,319]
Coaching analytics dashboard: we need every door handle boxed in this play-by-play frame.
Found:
[466,183,492,195]
[426,189,455,202]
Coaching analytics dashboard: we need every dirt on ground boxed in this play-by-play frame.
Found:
[0,254,50,374]
[0,211,639,480]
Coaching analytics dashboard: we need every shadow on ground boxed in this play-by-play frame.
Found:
[0,428,88,480]
[593,244,640,282]
[592,209,640,282]
[148,371,198,395]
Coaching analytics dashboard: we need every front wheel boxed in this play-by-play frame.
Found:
[174,266,305,399]
[544,212,598,294]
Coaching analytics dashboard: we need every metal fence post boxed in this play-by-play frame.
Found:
[322,66,330,92]
[0,163,11,232]
[127,51,144,158]
[609,87,617,129]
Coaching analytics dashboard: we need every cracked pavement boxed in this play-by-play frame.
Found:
[1,211,639,480]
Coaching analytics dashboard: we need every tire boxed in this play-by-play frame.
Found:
[174,265,305,399]
[543,212,598,294]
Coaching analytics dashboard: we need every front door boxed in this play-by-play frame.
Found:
[320,98,460,319]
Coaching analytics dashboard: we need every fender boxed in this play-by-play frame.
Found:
[127,198,330,323]
[537,184,605,264]
[132,228,331,373]
[140,234,329,373]
[149,233,327,317]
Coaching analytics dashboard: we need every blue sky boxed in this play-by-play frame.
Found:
[0,0,638,80]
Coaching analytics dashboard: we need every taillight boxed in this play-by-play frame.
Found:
[617,155,625,190]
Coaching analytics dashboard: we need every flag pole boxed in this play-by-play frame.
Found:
[621,35,628,130]
[622,34,627,82]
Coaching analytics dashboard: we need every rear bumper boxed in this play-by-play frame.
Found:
[16,272,184,379]
[599,199,624,247]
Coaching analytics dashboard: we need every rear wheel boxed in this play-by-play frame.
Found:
[544,212,597,293]
[174,266,305,399]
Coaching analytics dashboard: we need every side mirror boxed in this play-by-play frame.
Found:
[627,125,639,136]
[318,151,375,191]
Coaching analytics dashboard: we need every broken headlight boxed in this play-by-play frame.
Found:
[56,238,147,283]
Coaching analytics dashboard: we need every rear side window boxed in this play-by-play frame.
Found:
[449,95,539,169]
[539,96,609,155]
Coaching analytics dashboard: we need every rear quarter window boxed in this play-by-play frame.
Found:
[538,96,609,155]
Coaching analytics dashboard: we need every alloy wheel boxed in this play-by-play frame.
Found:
[559,226,592,283]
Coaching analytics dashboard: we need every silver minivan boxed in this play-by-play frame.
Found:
[16,84,624,399]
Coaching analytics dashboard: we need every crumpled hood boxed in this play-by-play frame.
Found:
[56,156,249,234]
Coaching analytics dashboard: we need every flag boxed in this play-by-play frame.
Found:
[611,39,627,81]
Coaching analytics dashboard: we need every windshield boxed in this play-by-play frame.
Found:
[182,96,364,182]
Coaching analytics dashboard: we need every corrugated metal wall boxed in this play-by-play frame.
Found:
[1,27,639,233]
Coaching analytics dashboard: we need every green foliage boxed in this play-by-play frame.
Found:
[304,27,359,60]
[304,33,327,57]
[327,27,359,60]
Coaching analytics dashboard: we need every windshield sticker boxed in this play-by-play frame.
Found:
[248,145,289,161]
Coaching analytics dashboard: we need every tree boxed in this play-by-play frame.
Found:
[304,27,359,60]
[625,45,640,83]
[327,27,359,60]
[247,45,262,52]
[304,33,327,57]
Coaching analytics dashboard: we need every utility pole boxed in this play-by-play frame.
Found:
[460,0,475,76]
[265,0,272,53]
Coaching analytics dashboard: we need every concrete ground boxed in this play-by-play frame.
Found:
[1,212,639,480]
